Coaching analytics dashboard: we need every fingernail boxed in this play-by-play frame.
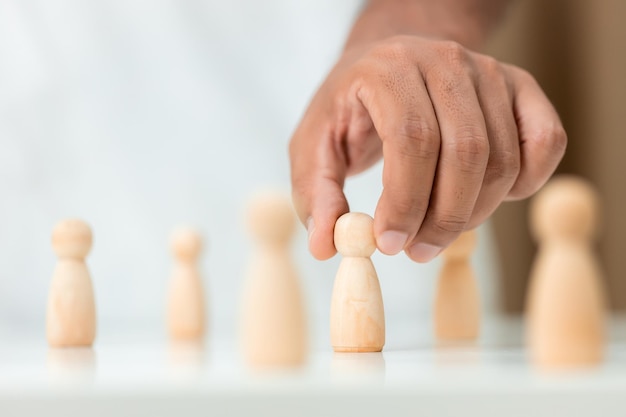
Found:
[408,243,442,263]
[306,217,315,244]
[377,230,408,255]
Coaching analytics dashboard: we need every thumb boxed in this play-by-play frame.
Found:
[290,126,349,260]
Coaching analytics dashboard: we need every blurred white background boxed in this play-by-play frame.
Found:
[0,0,498,347]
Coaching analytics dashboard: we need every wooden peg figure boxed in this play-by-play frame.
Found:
[330,212,385,352]
[47,219,96,347]
[434,230,480,342]
[526,175,606,370]
[167,228,206,341]
[240,191,307,368]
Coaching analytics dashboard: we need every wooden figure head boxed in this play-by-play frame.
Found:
[247,191,296,245]
[530,175,600,243]
[52,219,93,260]
[334,212,376,257]
[171,228,203,262]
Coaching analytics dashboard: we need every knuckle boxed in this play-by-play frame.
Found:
[485,150,521,182]
[506,125,567,201]
[515,67,535,83]
[438,40,468,67]
[370,36,414,63]
[393,117,440,158]
[383,36,413,57]
[478,56,506,85]
[510,66,541,88]
[480,55,501,75]
[430,213,467,235]
[423,42,471,80]
[397,117,435,140]
[351,65,374,89]
[534,125,568,155]
[450,132,490,172]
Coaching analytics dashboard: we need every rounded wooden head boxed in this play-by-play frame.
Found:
[530,175,600,242]
[171,228,203,262]
[247,191,295,244]
[52,219,93,259]
[334,212,376,257]
[443,230,477,261]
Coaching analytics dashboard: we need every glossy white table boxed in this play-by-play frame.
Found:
[1,317,625,417]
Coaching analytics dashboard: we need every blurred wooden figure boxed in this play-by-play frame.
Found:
[47,219,96,347]
[240,192,307,368]
[331,212,385,352]
[526,175,606,370]
[167,228,206,341]
[434,230,480,342]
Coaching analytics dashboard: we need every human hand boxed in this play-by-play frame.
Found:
[290,35,566,262]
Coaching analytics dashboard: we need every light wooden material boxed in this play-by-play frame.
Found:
[330,213,385,353]
[47,219,96,347]
[167,228,206,341]
[240,192,307,368]
[526,175,606,370]
[434,230,480,342]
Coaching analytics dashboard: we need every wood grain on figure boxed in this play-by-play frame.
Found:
[47,219,96,347]
[434,230,480,342]
[167,228,206,341]
[526,175,606,370]
[331,213,385,353]
[240,191,307,368]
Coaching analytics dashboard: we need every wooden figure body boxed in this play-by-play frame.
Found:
[47,219,96,347]
[330,212,385,353]
[434,230,480,342]
[240,192,307,368]
[167,228,205,341]
[526,175,606,370]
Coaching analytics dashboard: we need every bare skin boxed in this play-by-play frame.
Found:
[290,0,567,262]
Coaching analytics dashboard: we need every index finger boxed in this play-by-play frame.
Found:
[357,70,441,255]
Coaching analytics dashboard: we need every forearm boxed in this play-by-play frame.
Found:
[345,0,511,51]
